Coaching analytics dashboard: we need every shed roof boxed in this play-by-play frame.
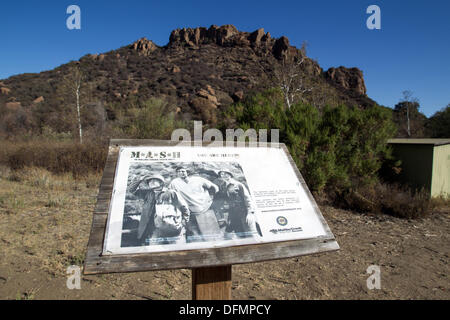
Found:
[388,138,450,146]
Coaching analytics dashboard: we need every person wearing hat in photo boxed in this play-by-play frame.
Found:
[211,168,258,238]
[224,180,258,238]
[216,170,235,187]
[212,169,257,238]
[212,169,239,227]
[169,165,220,242]
[129,173,190,245]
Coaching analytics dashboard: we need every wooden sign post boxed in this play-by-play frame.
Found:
[83,139,339,300]
[192,266,232,300]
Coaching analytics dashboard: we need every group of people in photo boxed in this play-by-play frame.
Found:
[128,164,259,246]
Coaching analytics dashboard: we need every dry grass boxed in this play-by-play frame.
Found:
[0,165,448,300]
[430,195,450,208]
[0,140,107,179]
[334,182,443,219]
[0,165,101,276]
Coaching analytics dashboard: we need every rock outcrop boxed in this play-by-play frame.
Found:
[196,85,219,106]
[168,25,366,98]
[131,38,157,55]
[249,28,266,45]
[169,65,181,73]
[33,96,44,104]
[325,67,367,96]
[168,25,288,59]
[1,87,11,95]
[272,36,291,60]
[5,102,21,110]
[169,25,239,47]
[232,90,244,102]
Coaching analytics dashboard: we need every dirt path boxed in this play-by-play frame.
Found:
[0,168,448,299]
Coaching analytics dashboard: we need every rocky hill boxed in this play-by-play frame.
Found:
[0,24,377,134]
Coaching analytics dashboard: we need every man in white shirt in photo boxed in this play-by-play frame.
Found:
[169,166,220,242]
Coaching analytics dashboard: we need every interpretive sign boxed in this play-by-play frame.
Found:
[84,140,339,275]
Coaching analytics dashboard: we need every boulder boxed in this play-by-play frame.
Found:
[5,102,21,110]
[33,96,44,104]
[325,67,367,96]
[131,38,157,55]
[232,90,244,102]
[209,25,238,45]
[1,87,11,95]
[170,65,181,73]
[262,32,271,41]
[205,85,215,96]
[169,27,207,47]
[248,28,265,45]
[197,88,219,105]
[214,90,234,105]
[272,36,290,60]
[189,97,217,124]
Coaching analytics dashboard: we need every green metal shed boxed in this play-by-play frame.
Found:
[388,139,450,198]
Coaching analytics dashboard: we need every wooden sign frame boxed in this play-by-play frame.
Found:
[84,139,339,275]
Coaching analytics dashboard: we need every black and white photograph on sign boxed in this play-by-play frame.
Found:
[103,146,328,255]
[121,161,261,248]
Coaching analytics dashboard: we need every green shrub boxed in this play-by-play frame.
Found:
[304,104,397,192]
[223,89,397,195]
[225,89,286,128]
[425,105,450,138]
[224,90,438,217]
[113,98,187,139]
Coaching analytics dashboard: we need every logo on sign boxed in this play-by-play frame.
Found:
[276,216,288,226]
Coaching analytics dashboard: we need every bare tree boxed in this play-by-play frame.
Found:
[394,90,425,138]
[62,64,85,143]
[400,90,418,137]
[273,42,312,109]
[403,90,412,137]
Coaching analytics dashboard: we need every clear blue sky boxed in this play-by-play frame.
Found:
[1,0,449,116]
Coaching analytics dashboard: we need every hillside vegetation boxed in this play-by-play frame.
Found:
[0,25,377,139]
[0,25,447,217]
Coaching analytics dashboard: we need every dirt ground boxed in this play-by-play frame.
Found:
[0,166,448,300]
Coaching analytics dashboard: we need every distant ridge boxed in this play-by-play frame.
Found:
[0,24,376,130]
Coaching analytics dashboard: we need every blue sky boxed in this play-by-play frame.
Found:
[1,0,449,116]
